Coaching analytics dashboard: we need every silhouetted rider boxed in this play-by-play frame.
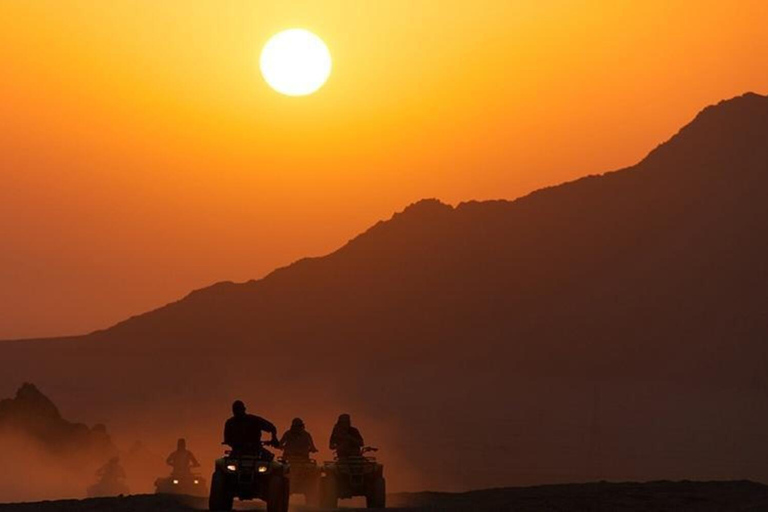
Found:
[329,413,364,458]
[96,456,126,483]
[224,400,279,459]
[166,438,200,476]
[279,417,318,460]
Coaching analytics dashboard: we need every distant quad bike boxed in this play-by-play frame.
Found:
[209,442,290,512]
[319,447,385,509]
[281,456,322,506]
[154,473,207,496]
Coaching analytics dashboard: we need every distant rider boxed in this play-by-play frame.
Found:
[279,417,318,460]
[89,456,128,497]
[329,413,364,458]
[223,399,279,459]
[166,438,200,476]
[95,456,127,485]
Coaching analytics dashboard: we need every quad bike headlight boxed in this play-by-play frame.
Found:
[172,479,179,485]
[226,464,237,472]
[193,479,199,484]
[257,464,269,473]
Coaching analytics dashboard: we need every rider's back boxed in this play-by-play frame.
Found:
[282,430,316,459]
[168,448,198,474]
[330,425,364,458]
[225,413,272,451]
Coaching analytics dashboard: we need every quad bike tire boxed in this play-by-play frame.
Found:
[267,475,290,512]
[208,471,233,511]
[366,477,386,509]
[319,476,338,509]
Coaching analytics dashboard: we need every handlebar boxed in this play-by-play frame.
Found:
[222,439,280,454]
[221,440,277,445]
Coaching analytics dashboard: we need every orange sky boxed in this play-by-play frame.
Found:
[1,0,767,339]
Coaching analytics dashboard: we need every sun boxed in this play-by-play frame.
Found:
[260,29,332,97]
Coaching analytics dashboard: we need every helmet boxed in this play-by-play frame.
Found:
[177,438,186,450]
[291,417,305,428]
[337,413,351,426]
[232,400,246,416]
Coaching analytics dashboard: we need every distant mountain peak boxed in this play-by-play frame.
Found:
[0,382,62,421]
[0,383,116,458]
[388,198,455,225]
[642,91,768,170]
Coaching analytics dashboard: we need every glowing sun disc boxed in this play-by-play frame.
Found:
[260,29,332,96]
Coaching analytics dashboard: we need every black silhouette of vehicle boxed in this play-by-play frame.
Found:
[155,473,207,496]
[209,442,289,512]
[319,447,385,509]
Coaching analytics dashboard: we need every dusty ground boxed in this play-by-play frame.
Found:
[2,481,768,512]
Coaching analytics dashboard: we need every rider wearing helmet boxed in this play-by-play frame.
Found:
[329,413,364,458]
[223,400,279,458]
[166,438,200,476]
[279,418,318,460]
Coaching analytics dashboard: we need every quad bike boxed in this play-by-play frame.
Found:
[319,447,385,509]
[281,456,322,506]
[209,441,290,512]
[154,472,207,496]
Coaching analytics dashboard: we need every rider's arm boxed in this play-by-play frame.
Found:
[166,453,174,466]
[223,419,233,446]
[190,452,200,467]
[262,418,278,439]
[329,430,338,450]
[279,431,288,448]
[352,428,364,447]
[308,432,319,452]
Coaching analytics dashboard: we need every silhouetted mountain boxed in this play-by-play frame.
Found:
[0,383,116,458]
[3,92,768,491]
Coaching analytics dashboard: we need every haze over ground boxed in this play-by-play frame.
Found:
[2,1,768,339]
[3,93,768,500]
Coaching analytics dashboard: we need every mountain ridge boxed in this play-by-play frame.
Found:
[97,92,768,342]
[3,91,768,490]
[4,91,765,344]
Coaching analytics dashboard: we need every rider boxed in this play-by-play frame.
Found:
[279,417,318,460]
[166,438,200,476]
[223,400,279,459]
[96,456,127,483]
[329,413,364,458]
[89,456,128,497]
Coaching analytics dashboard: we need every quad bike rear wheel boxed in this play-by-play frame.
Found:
[366,476,386,509]
[208,471,233,511]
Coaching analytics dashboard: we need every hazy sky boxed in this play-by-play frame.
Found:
[2,0,767,339]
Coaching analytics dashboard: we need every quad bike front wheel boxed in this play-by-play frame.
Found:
[208,471,233,511]
[267,475,290,512]
[366,477,386,509]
